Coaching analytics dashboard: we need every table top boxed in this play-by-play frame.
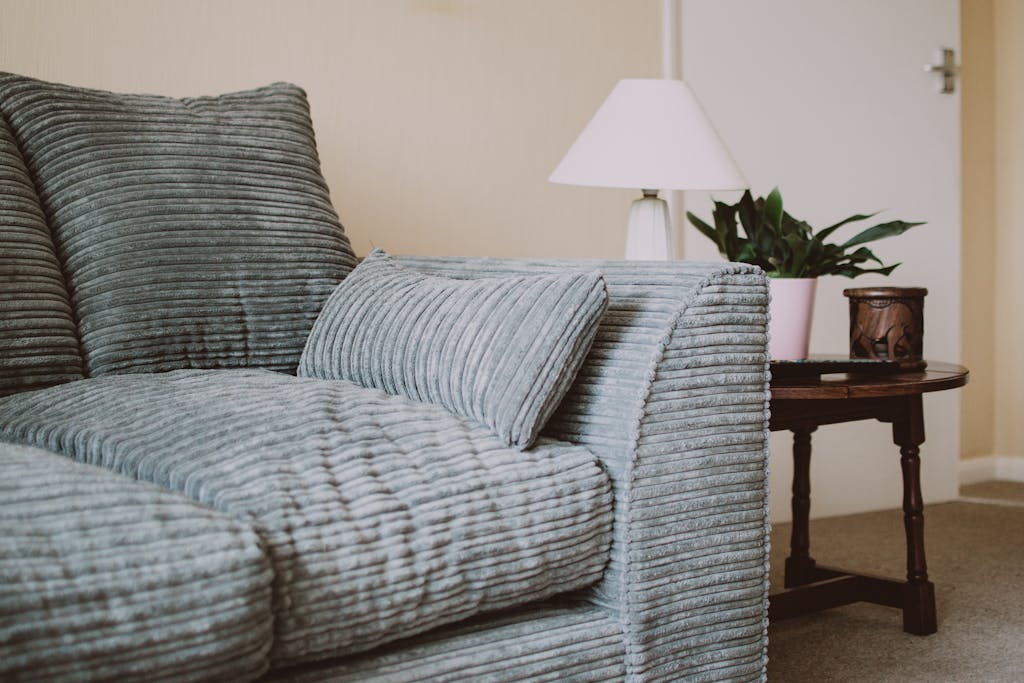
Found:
[770,360,969,400]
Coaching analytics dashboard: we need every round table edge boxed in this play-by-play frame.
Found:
[770,362,969,401]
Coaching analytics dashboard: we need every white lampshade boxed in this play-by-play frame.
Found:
[549,79,746,260]
[549,79,746,191]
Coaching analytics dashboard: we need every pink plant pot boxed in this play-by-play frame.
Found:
[768,277,817,360]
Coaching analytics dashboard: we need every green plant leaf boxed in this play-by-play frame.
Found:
[781,213,814,239]
[712,201,740,260]
[841,220,924,249]
[807,243,841,277]
[779,213,799,237]
[765,187,783,232]
[736,190,762,238]
[834,263,901,278]
[804,237,825,276]
[686,211,721,251]
[815,212,877,242]
[686,187,920,278]
[846,246,883,265]
[736,241,758,263]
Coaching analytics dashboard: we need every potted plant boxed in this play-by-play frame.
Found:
[687,188,923,360]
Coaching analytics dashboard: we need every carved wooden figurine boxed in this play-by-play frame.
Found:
[844,287,927,370]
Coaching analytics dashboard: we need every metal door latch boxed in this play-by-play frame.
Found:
[924,48,959,94]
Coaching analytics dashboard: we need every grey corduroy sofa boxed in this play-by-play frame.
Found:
[0,73,771,682]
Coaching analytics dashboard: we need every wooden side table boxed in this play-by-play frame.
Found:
[768,360,968,635]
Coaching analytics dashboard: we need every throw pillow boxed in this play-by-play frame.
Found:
[298,249,607,449]
[0,114,83,395]
[0,73,358,376]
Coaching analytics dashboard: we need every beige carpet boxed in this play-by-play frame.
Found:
[767,481,1024,682]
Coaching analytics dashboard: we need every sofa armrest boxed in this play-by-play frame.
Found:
[396,256,770,682]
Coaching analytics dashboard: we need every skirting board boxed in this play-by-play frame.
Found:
[959,456,1024,485]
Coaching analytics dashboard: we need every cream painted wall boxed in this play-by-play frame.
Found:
[0,0,661,259]
[960,0,996,460]
[990,0,1024,459]
[960,0,1024,469]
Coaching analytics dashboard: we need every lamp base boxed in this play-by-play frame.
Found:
[624,191,672,260]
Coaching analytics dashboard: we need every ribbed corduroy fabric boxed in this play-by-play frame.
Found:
[267,602,626,682]
[0,73,357,377]
[0,442,273,682]
[0,369,614,667]
[0,115,82,395]
[0,254,768,681]
[397,256,771,682]
[298,249,607,448]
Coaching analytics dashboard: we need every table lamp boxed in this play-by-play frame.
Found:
[550,79,747,260]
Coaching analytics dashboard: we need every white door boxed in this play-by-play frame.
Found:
[678,0,961,522]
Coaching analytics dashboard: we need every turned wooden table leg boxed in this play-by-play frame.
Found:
[892,395,937,635]
[785,427,818,588]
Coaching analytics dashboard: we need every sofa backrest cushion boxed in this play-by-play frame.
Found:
[298,249,608,449]
[0,73,357,376]
[0,115,83,395]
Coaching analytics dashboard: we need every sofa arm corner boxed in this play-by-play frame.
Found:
[578,268,770,682]
[392,254,770,681]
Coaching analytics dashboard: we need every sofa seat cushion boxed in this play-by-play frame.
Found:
[0,369,614,667]
[267,600,626,683]
[0,442,274,683]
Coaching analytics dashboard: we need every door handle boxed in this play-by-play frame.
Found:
[924,48,959,94]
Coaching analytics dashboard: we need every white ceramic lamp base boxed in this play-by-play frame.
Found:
[624,191,672,260]
[768,278,817,360]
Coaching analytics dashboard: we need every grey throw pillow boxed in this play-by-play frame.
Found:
[0,116,83,394]
[298,250,608,449]
[0,73,358,376]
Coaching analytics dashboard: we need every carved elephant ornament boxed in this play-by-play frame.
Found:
[844,288,926,369]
